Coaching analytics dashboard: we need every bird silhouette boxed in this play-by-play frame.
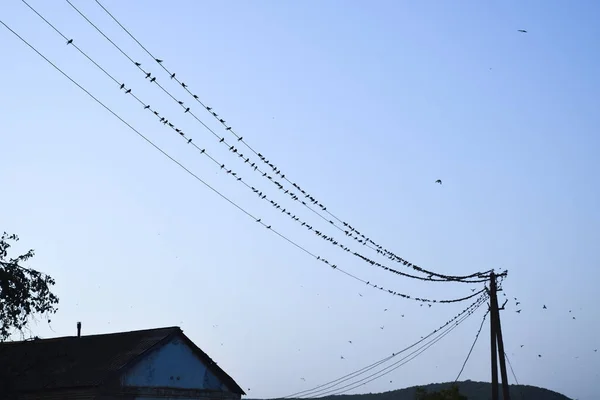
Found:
[543,305,547,309]
[187,139,192,144]
[150,77,156,83]
[516,310,522,313]
[435,179,442,184]
[125,89,131,94]
[185,107,190,113]
[182,82,188,88]
[119,83,125,90]
[380,326,384,330]
[145,72,151,79]
[517,29,528,33]
[66,39,73,45]
[170,73,176,79]
[144,105,150,110]
[155,58,163,63]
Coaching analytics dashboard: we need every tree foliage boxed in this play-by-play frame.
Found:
[0,232,59,340]
[415,385,468,400]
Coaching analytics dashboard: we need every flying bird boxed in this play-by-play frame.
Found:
[517,29,528,33]
[435,179,442,184]
[543,305,547,309]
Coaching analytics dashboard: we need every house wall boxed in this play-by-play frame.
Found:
[121,336,232,393]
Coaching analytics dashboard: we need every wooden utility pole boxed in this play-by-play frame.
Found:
[490,272,499,400]
[490,272,511,400]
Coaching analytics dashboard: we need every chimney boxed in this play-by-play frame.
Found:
[77,321,81,338]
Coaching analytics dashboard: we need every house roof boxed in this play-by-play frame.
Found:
[0,326,245,396]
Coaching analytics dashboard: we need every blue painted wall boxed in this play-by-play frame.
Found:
[121,335,230,392]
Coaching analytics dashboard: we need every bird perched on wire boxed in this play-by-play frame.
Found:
[435,179,442,185]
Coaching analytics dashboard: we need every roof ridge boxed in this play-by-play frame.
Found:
[0,326,181,345]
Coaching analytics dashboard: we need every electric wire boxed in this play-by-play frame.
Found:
[67,0,491,283]
[504,352,520,385]
[455,309,489,382]
[19,1,489,296]
[0,19,482,305]
[301,296,488,398]
[278,293,488,399]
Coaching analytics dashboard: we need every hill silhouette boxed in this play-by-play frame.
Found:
[260,380,572,400]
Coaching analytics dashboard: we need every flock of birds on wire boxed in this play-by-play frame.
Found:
[3,0,597,394]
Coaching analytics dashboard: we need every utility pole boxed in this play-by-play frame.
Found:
[490,272,499,400]
[490,272,511,400]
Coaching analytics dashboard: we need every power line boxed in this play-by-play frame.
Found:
[0,19,482,305]
[278,293,488,399]
[282,295,485,399]
[302,296,488,398]
[455,309,489,382]
[503,352,519,385]
[18,2,484,291]
[70,0,490,284]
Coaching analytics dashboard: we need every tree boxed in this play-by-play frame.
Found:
[0,232,59,340]
[415,385,468,400]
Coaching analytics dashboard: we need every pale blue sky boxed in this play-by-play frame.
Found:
[1,1,599,399]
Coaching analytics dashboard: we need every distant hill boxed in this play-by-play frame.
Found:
[255,380,572,400]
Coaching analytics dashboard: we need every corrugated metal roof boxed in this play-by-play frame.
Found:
[0,326,245,396]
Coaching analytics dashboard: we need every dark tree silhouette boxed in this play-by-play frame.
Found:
[0,232,59,340]
[415,385,468,400]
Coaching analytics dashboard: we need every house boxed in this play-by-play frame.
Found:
[0,325,245,400]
